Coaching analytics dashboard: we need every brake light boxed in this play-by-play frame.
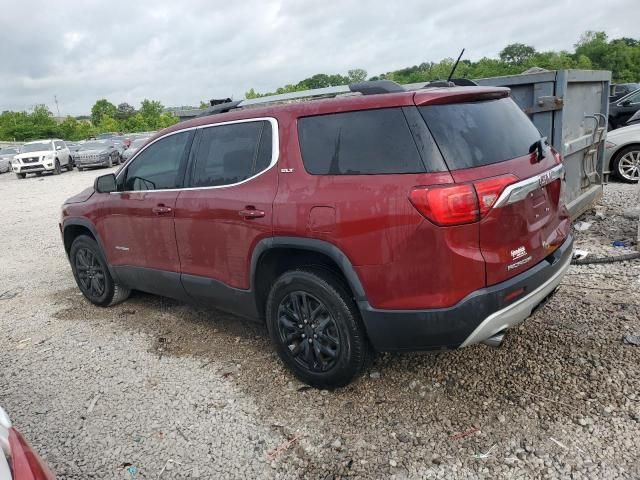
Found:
[474,174,518,216]
[409,174,517,226]
[552,149,562,165]
[409,184,479,226]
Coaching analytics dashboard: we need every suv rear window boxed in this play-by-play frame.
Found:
[419,97,541,169]
[298,108,426,175]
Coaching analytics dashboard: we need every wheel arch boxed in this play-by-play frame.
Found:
[62,218,118,275]
[610,142,640,169]
[251,237,367,321]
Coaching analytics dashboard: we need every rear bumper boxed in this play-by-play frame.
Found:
[359,235,573,352]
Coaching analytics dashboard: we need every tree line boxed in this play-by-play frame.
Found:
[2,31,638,142]
[0,99,178,142]
[246,31,639,98]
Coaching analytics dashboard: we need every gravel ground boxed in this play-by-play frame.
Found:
[0,170,639,479]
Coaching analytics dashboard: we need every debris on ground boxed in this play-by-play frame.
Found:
[623,335,640,346]
[573,221,592,231]
[266,435,301,461]
[573,249,589,260]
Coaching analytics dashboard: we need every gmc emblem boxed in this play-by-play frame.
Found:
[539,171,553,187]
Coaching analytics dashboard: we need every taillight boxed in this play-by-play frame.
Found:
[552,148,562,165]
[409,184,479,226]
[474,175,518,216]
[409,174,517,226]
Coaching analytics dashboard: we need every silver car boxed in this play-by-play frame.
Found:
[0,146,19,173]
[605,124,640,182]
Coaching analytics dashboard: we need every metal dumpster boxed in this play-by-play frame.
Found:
[475,69,611,219]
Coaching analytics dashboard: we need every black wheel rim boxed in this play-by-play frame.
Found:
[75,247,106,298]
[277,291,340,372]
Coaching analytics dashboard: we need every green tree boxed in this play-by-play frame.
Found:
[115,102,136,120]
[500,43,537,64]
[90,99,116,126]
[347,69,368,83]
[139,99,164,128]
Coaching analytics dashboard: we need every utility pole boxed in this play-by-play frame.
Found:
[54,95,60,117]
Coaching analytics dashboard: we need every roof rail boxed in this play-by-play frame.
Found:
[191,78,477,120]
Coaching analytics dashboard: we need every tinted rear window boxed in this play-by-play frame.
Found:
[419,97,541,169]
[298,108,426,175]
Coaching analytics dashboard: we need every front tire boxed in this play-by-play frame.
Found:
[16,173,25,179]
[53,159,61,175]
[69,235,131,307]
[266,268,371,389]
[612,146,640,183]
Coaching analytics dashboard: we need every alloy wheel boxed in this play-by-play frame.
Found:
[75,247,106,298]
[277,291,340,372]
[618,150,640,181]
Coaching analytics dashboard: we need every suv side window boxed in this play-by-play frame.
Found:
[190,121,272,188]
[123,131,190,191]
[297,108,427,175]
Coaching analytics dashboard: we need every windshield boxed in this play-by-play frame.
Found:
[79,141,110,150]
[0,147,19,155]
[21,141,52,153]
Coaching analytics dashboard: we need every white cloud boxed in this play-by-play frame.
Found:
[0,0,636,115]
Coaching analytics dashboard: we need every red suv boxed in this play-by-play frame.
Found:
[60,81,572,388]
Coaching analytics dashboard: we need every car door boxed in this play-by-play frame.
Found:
[174,119,278,308]
[97,130,194,299]
[615,90,640,125]
[54,141,69,165]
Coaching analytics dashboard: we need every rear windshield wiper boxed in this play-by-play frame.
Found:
[529,137,548,163]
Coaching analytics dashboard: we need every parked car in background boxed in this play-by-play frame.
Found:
[627,108,640,126]
[61,82,572,387]
[605,123,640,182]
[0,146,19,173]
[120,136,150,161]
[609,83,640,103]
[609,88,640,130]
[95,132,119,140]
[12,139,72,178]
[74,140,121,171]
[0,405,55,479]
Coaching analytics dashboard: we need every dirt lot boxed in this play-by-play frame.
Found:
[0,169,639,479]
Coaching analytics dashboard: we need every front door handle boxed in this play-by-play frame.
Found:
[152,205,172,215]
[238,207,265,219]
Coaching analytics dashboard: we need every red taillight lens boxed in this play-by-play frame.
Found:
[473,174,518,216]
[552,148,562,165]
[409,184,479,226]
[410,174,517,226]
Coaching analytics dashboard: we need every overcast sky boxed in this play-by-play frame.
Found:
[0,0,636,116]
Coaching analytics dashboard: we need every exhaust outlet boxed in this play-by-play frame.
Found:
[481,331,505,348]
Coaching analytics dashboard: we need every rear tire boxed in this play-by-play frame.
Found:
[69,235,131,307]
[66,157,74,171]
[612,145,640,183]
[266,268,371,389]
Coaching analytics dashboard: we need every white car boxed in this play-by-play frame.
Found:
[605,124,640,182]
[12,139,72,179]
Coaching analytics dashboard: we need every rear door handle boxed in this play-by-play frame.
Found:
[152,205,172,215]
[238,207,265,219]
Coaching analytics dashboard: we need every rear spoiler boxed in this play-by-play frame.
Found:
[414,87,510,106]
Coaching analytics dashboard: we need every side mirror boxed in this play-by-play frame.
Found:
[56,145,62,150]
[95,173,117,193]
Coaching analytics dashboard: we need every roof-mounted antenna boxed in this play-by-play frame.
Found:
[447,48,465,83]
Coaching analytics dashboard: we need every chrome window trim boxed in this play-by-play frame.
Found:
[111,117,279,194]
[493,164,565,208]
